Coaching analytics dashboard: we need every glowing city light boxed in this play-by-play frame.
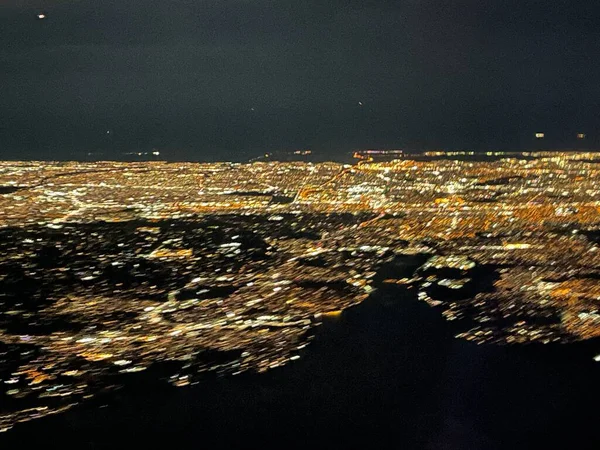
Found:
[1,151,600,432]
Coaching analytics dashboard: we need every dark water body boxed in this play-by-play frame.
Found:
[2,283,600,449]
[0,186,23,195]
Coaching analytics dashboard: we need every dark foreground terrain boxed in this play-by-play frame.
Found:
[2,281,599,450]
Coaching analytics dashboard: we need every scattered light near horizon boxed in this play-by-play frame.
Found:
[535,133,545,139]
[577,133,586,139]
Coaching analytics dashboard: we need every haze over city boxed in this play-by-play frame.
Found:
[2,1,600,159]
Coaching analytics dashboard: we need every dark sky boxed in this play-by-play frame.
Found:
[1,0,600,159]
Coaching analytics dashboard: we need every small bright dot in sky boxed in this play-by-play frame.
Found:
[358,101,363,106]
[37,13,46,19]
[106,130,111,134]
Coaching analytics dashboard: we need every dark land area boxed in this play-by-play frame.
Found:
[2,263,599,449]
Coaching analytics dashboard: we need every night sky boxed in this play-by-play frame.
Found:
[1,0,599,159]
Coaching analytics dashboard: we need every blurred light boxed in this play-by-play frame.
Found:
[535,133,545,139]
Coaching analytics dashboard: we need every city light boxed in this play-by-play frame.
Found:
[1,152,600,432]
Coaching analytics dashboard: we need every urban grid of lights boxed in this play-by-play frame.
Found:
[1,151,600,432]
